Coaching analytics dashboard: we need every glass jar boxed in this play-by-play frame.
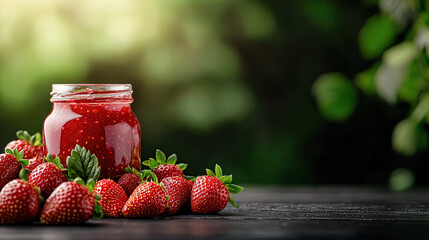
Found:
[43,84,141,180]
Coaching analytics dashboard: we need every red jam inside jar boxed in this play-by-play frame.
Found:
[43,84,141,180]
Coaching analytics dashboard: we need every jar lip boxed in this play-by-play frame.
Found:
[52,84,132,94]
[51,84,133,102]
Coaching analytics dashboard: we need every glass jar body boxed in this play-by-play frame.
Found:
[43,85,141,180]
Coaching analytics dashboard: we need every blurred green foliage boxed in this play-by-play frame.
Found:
[313,0,429,189]
[0,0,392,185]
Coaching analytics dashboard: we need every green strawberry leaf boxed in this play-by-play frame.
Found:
[142,160,150,167]
[86,178,96,193]
[5,148,24,161]
[142,169,158,184]
[126,165,144,182]
[93,201,103,219]
[206,169,215,177]
[16,130,42,146]
[4,148,13,155]
[34,186,45,203]
[148,158,159,169]
[74,177,86,186]
[184,175,196,181]
[177,163,188,171]
[94,194,102,201]
[19,168,28,181]
[166,154,177,165]
[215,164,222,178]
[226,184,244,194]
[219,175,232,185]
[156,149,166,164]
[45,154,65,170]
[147,149,188,173]
[150,171,158,183]
[165,195,170,207]
[19,159,29,166]
[16,130,26,140]
[24,131,31,141]
[67,145,101,184]
[228,195,240,208]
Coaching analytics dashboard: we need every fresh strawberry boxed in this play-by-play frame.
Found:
[28,155,67,199]
[24,155,43,171]
[0,179,41,224]
[191,164,243,214]
[5,130,43,159]
[118,166,144,196]
[94,179,128,218]
[143,149,187,182]
[0,149,28,190]
[40,145,103,224]
[122,171,168,218]
[161,176,193,215]
[40,180,97,224]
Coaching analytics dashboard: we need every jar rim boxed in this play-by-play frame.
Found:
[51,84,133,102]
[52,84,132,93]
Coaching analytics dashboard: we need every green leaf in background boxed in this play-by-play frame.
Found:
[375,42,418,103]
[392,118,429,156]
[383,42,418,66]
[355,62,379,95]
[379,0,417,27]
[398,60,425,103]
[312,73,358,122]
[388,168,415,191]
[410,93,429,122]
[358,14,397,59]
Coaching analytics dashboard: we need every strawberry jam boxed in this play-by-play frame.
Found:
[43,84,141,180]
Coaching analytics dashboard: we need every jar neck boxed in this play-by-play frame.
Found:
[50,84,133,103]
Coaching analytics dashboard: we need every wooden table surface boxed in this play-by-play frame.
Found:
[2,186,429,239]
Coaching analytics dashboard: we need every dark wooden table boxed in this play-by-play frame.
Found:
[2,186,429,239]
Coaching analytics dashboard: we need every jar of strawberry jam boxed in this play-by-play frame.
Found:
[43,84,141,180]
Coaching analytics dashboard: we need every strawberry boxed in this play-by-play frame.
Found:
[0,179,41,224]
[40,145,103,224]
[94,179,128,218]
[161,176,193,215]
[0,149,28,190]
[40,180,97,224]
[5,130,43,159]
[28,155,67,199]
[118,166,144,196]
[122,171,168,218]
[143,149,187,182]
[191,164,243,214]
[24,155,43,171]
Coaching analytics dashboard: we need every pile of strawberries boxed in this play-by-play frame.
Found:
[0,131,243,224]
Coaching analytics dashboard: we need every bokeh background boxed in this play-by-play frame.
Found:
[1,0,428,189]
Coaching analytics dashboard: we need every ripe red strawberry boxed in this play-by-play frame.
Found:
[0,149,27,190]
[24,155,44,171]
[94,179,128,218]
[118,166,144,196]
[5,130,43,159]
[191,164,243,214]
[161,176,193,215]
[40,181,96,224]
[0,179,41,224]
[143,150,187,182]
[28,155,67,199]
[40,145,103,224]
[122,171,168,218]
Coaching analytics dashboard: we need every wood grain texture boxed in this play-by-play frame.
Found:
[1,186,429,239]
